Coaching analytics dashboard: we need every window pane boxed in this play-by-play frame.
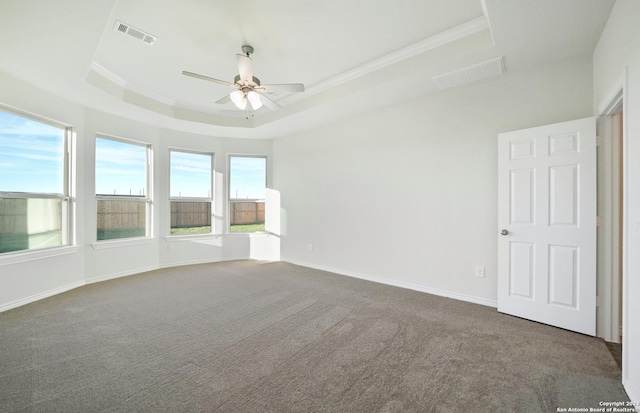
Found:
[0,198,63,253]
[229,156,266,200]
[170,151,212,198]
[97,199,146,240]
[95,137,147,196]
[0,111,64,194]
[170,201,211,235]
[95,137,149,241]
[229,156,266,233]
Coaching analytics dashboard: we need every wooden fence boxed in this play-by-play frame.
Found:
[93,199,264,229]
[170,201,211,228]
[0,198,62,233]
[230,200,265,225]
[1,199,264,231]
[96,199,145,230]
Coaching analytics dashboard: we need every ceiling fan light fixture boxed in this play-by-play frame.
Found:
[183,45,303,113]
[247,91,263,110]
[230,90,247,110]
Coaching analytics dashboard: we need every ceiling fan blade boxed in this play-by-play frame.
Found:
[236,54,253,82]
[260,83,305,93]
[182,71,234,88]
[215,94,231,104]
[258,93,281,111]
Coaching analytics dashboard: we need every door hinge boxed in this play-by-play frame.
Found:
[596,136,602,147]
[596,216,601,227]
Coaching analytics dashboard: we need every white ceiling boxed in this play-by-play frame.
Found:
[0,0,615,139]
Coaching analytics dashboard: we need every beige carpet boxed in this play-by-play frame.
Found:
[0,260,628,412]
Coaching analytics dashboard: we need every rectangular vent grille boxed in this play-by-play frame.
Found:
[113,20,156,46]
[433,57,505,90]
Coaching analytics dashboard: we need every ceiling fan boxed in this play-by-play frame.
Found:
[182,45,304,112]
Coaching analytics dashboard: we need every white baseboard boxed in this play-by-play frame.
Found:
[282,258,497,308]
[623,378,640,412]
[0,280,85,312]
[86,256,252,283]
[158,256,249,270]
[1,256,497,313]
[1,256,253,312]
[85,265,160,285]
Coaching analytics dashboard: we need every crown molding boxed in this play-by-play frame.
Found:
[88,61,127,87]
[278,16,490,105]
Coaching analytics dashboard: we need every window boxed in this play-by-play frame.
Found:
[95,136,150,241]
[228,155,266,233]
[0,108,71,254]
[169,150,213,235]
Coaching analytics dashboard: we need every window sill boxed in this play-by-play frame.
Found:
[225,231,274,237]
[165,234,221,242]
[0,245,79,267]
[91,237,155,250]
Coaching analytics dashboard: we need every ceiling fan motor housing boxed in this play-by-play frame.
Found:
[234,75,260,86]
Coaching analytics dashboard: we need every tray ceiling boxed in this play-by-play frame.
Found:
[0,0,615,138]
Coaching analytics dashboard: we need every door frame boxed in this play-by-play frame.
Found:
[596,68,629,385]
[597,90,623,344]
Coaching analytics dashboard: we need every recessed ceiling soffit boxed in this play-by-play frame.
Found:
[86,16,493,129]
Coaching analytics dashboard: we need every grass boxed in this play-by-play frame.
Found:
[1,224,267,253]
[97,228,145,241]
[2,224,266,252]
[229,223,265,233]
[171,224,265,234]
[0,231,62,254]
[170,226,211,235]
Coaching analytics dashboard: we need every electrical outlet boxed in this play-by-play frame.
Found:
[307,243,313,252]
[167,243,174,251]
[475,266,485,278]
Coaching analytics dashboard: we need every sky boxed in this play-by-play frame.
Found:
[0,111,64,194]
[95,137,147,196]
[1,110,266,199]
[229,156,266,200]
[170,150,211,198]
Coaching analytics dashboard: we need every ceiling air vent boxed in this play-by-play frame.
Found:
[432,57,504,90]
[113,20,156,46]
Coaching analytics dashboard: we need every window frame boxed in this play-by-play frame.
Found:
[168,148,214,236]
[0,105,73,257]
[227,154,267,234]
[94,134,152,243]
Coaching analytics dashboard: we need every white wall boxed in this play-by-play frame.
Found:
[273,56,593,306]
[594,0,640,403]
[0,72,277,311]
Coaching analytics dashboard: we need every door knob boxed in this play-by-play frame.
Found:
[500,229,509,235]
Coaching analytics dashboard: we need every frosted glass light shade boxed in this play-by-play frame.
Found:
[247,91,263,110]
[230,90,247,110]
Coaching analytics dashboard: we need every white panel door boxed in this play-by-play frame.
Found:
[497,117,597,335]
